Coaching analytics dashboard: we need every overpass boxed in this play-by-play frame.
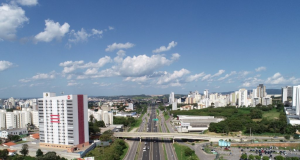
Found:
[113,132,275,143]
[114,132,285,143]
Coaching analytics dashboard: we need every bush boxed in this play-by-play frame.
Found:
[184,148,194,156]
[284,135,291,140]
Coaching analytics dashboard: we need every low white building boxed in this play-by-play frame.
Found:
[0,128,28,139]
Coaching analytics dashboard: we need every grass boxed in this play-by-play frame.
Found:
[262,109,280,120]
[165,122,170,133]
[15,141,27,144]
[120,142,129,160]
[164,113,170,121]
[135,142,141,160]
[173,143,199,160]
[163,144,168,160]
[128,113,144,132]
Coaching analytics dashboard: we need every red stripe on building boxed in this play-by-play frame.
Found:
[77,95,84,144]
[50,118,60,119]
[50,115,60,116]
[51,121,60,123]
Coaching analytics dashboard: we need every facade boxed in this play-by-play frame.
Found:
[238,89,248,107]
[0,110,6,129]
[172,101,177,110]
[31,110,39,128]
[169,92,174,104]
[293,85,300,115]
[6,112,17,129]
[38,92,89,152]
[257,84,266,98]
[282,86,293,103]
[0,128,28,139]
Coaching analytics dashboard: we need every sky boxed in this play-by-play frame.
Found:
[1,0,300,98]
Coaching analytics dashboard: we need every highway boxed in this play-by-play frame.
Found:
[124,113,147,160]
[142,105,160,160]
[160,110,177,160]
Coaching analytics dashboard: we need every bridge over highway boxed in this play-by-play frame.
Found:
[114,132,272,142]
[114,132,279,142]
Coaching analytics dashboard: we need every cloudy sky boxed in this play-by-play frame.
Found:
[1,0,300,98]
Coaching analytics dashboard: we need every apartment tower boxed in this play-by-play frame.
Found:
[38,92,89,152]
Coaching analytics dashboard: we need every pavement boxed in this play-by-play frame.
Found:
[124,112,148,160]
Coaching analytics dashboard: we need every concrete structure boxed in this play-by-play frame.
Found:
[257,84,267,98]
[172,101,177,110]
[38,92,89,152]
[127,103,133,110]
[0,128,28,139]
[293,85,300,115]
[6,112,17,129]
[169,92,174,104]
[174,115,224,133]
[0,109,6,129]
[238,89,248,107]
[282,86,293,103]
[31,110,39,128]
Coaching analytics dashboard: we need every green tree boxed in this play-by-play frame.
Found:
[96,120,105,127]
[254,155,261,160]
[262,156,269,160]
[0,149,8,160]
[284,135,291,140]
[184,147,194,156]
[248,154,254,160]
[20,144,29,157]
[89,114,94,122]
[36,149,43,157]
[274,155,284,160]
[241,154,247,159]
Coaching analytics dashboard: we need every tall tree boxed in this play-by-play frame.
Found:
[36,149,43,157]
[20,144,29,157]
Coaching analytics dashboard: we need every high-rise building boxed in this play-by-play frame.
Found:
[293,85,300,115]
[204,90,209,107]
[257,84,267,98]
[6,112,17,129]
[31,110,39,128]
[238,89,248,107]
[0,110,6,129]
[169,92,174,104]
[282,86,293,103]
[38,92,89,152]
[8,97,15,108]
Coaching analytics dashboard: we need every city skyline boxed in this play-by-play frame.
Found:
[1,0,300,98]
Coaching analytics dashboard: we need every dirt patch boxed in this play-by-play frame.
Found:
[232,143,300,148]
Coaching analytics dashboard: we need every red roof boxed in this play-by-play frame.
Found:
[30,133,39,139]
[3,142,16,146]
[7,149,16,153]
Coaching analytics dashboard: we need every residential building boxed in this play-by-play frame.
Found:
[169,92,174,104]
[282,86,293,103]
[38,92,89,152]
[293,85,300,115]
[238,89,248,107]
[0,128,28,139]
[6,112,17,129]
[0,110,6,129]
[31,110,39,128]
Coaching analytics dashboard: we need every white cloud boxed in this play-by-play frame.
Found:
[0,61,14,71]
[0,3,29,40]
[91,29,103,35]
[255,66,266,72]
[242,75,263,87]
[14,0,38,6]
[114,50,126,63]
[185,72,205,82]
[202,74,211,81]
[265,72,300,85]
[34,19,70,42]
[124,76,149,83]
[68,28,89,43]
[218,71,236,81]
[84,68,98,75]
[152,41,177,53]
[61,56,112,74]
[19,71,56,83]
[105,42,135,52]
[157,68,190,85]
[68,28,103,43]
[67,82,79,86]
[212,69,225,77]
[118,53,180,77]
[240,71,251,76]
[108,26,114,30]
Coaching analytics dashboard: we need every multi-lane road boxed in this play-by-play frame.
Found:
[142,105,160,160]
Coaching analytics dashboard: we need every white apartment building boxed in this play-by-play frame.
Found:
[169,92,174,104]
[238,89,248,107]
[31,110,39,128]
[0,110,6,129]
[6,112,17,129]
[38,92,89,152]
[293,85,300,115]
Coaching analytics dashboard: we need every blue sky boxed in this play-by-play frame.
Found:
[1,0,300,98]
